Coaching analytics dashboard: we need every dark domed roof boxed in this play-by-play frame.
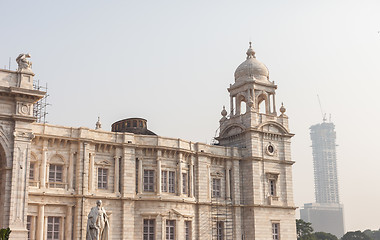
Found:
[111,118,156,135]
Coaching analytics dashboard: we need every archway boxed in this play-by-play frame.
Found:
[257,93,268,114]
[0,143,7,228]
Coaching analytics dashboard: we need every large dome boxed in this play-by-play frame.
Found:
[234,43,269,83]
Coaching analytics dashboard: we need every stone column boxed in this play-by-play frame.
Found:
[230,96,234,115]
[40,145,47,189]
[60,216,65,240]
[157,157,162,195]
[272,93,277,115]
[36,204,44,240]
[236,99,241,115]
[189,162,194,198]
[138,158,143,193]
[30,216,36,240]
[207,165,211,201]
[65,205,72,239]
[68,148,74,191]
[226,167,231,200]
[82,142,89,195]
[177,153,183,196]
[114,156,120,194]
[88,153,94,192]
[43,216,47,240]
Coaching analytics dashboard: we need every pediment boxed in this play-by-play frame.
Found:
[219,124,245,138]
[96,160,111,166]
[258,121,289,135]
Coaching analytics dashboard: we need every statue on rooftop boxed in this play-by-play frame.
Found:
[16,53,32,71]
[86,200,110,240]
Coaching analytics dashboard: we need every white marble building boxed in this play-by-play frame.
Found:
[0,46,297,240]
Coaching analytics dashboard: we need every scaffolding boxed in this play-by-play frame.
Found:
[210,190,234,239]
[33,79,49,123]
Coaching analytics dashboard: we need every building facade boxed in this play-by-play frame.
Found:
[300,122,345,238]
[0,46,297,240]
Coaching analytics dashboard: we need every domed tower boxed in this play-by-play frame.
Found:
[217,42,290,151]
[216,43,296,240]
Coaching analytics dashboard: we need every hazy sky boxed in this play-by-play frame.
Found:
[1,0,380,232]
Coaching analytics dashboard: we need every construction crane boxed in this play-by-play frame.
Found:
[317,94,327,122]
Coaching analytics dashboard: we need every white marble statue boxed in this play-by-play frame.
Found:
[86,200,110,240]
[16,53,32,71]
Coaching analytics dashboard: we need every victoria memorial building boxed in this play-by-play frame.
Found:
[0,44,297,240]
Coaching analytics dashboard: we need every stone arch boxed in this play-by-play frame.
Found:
[257,92,268,114]
[0,139,10,228]
[219,123,245,138]
[257,121,290,135]
[49,154,65,164]
[235,93,247,115]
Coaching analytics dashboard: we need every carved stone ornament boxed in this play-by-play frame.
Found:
[265,142,277,156]
[16,53,33,72]
[18,103,31,115]
[13,131,34,141]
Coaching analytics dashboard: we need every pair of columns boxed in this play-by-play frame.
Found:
[88,153,121,194]
[137,156,194,197]
[34,204,72,240]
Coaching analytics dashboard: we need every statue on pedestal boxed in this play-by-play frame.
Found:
[16,53,32,72]
[86,200,110,240]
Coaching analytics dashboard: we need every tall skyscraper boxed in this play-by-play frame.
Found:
[310,122,340,204]
[300,120,345,238]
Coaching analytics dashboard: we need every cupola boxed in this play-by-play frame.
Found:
[234,42,269,83]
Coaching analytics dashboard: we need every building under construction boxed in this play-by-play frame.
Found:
[300,121,345,238]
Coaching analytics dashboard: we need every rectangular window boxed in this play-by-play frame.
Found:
[272,223,280,240]
[144,170,155,192]
[166,220,175,240]
[98,168,108,189]
[270,179,276,196]
[162,171,168,192]
[49,165,63,188]
[182,173,188,195]
[143,219,155,240]
[212,178,221,198]
[49,165,62,182]
[168,171,175,193]
[217,221,224,240]
[29,163,35,180]
[47,217,60,240]
[27,216,31,240]
[185,221,191,240]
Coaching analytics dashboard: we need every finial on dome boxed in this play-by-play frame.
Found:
[95,117,102,130]
[221,105,227,117]
[280,102,287,116]
[246,42,256,59]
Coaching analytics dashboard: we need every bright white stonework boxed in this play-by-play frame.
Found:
[0,46,297,240]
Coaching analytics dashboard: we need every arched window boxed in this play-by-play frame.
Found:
[257,93,267,114]
[240,101,247,115]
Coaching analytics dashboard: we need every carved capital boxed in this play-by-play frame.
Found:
[13,131,34,141]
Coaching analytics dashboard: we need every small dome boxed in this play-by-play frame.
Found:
[234,42,269,83]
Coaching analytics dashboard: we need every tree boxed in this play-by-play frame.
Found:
[363,229,380,240]
[296,219,316,240]
[313,231,338,240]
[342,231,373,240]
[0,228,11,240]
